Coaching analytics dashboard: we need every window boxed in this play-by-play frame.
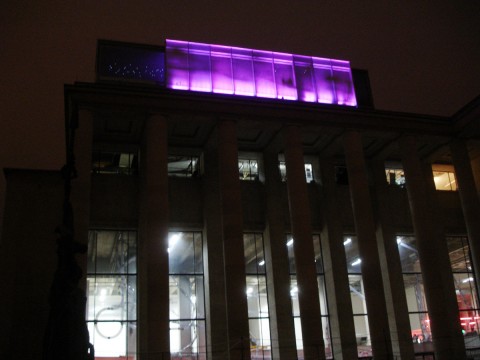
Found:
[168,155,200,177]
[239,159,259,181]
[433,170,457,191]
[287,234,332,359]
[168,232,206,358]
[92,151,138,175]
[396,236,431,345]
[344,235,371,358]
[87,230,137,359]
[279,162,315,183]
[447,236,480,346]
[244,233,271,359]
[385,168,405,187]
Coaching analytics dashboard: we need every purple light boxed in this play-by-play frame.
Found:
[166,39,357,107]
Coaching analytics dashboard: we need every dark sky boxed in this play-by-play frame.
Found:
[0,0,479,174]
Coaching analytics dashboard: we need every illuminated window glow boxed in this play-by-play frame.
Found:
[166,39,357,107]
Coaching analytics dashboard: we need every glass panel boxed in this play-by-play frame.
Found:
[169,232,203,274]
[188,42,212,92]
[313,58,335,104]
[349,275,367,315]
[253,50,276,98]
[331,60,356,106]
[169,275,205,321]
[249,318,272,359]
[97,41,165,84]
[169,319,206,356]
[168,155,200,177]
[166,39,190,90]
[211,45,234,94]
[239,159,259,181]
[313,235,324,273]
[293,317,303,355]
[317,275,328,316]
[244,233,266,274]
[274,52,297,100]
[397,236,421,273]
[460,310,480,338]
[322,316,333,359]
[232,47,255,96]
[287,235,295,274]
[305,163,314,183]
[354,315,372,358]
[455,273,479,311]
[403,274,427,313]
[87,321,136,358]
[385,168,405,187]
[433,170,457,191]
[246,276,269,318]
[409,312,432,343]
[447,236,472,272]
[87,275,134,321]
[290,276,300,317]
[345,235,361,274]
[92,151,138,175]
[293,55,316,102]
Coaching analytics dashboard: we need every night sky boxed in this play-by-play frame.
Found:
[1,1,479,219]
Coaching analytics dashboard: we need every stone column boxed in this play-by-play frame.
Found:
[450,139,480,303]
[370,158,414,359]
[203,140,229,360]
[217,120,251,360]
[400,135,466,360]
[318,158,358,359]
[343,130,392,359]
[138,115,170,360]
[263,149,298,359]
[283,125,325,360]
[71,109,94,291]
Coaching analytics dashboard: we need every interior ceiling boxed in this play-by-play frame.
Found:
[92,110,453,163]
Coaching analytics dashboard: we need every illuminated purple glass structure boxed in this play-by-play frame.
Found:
[166,39,357,106]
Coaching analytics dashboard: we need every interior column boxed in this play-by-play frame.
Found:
[343,130,393,359]
[138,114,170,360]
[283,124,325,360]
[400,134,466,360]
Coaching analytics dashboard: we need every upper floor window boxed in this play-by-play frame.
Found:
[385,168,405,187]
[168,155,200,177]
[239,159,259,181]
[433,168,457,191]
[92,150,138,175]
[279,162,314,183]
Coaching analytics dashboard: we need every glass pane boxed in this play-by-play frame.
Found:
[293,316,303,355]
[170,320,206,356]
[169,232,202,274]
[331,60,356,106]
[409,312,432,343]
[88,231,136,275]
[87,275,132,321]
[169,275,204,321]
[317,275,328,316]
[287,235,295,274]
[88,321,134,358]
[403,274,427,313]
[344,235,361,274]
[232,47,255,96]
[246,276,269,318]
[253,50,276,98]
[313,58,335,104]
[168,155,199,177]
[313,235,324,273]
[290,276,300,317]
[305,163,314,183]
[249,318,272,358]
[460,310,480,338]
[274,53,297,100]
[397,236,421,273]
[188,42,212,92]
[447,236,472,272]
[454,273,479,311]
[354,315,372,358]
[433,171,456,191]
[294,55,316,102]
[349,275,367,315]
[322,316,333,359]
[210,45,234,94]
[166,40,190,90]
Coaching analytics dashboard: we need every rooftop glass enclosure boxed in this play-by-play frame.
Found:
[166,39,357,106]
